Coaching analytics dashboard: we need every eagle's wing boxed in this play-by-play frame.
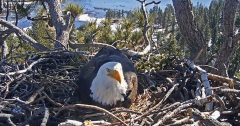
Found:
[123,72,138,108]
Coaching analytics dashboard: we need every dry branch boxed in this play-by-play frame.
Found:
[0,58,48,76]
[42,92,63,107]
[134,84,179,120]
[207,73,234,89]
[153,103,193,126]
[41,107,50,126]
[167,116,194,126]
[58,120,83,126]
[0,113,15,126]
[18,107,45,126]
[27,87,44,104]
[54,104,127,126]
[0,19,50,51]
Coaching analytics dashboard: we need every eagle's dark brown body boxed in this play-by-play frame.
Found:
[76,48,138,109]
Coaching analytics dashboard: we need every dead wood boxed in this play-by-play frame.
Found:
[0,51,239,126]
[54,104,127,126]
[0,19,50,51]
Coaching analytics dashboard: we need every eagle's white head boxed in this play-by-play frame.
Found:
[90,62,128,106]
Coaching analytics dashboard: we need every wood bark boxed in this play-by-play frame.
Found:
[46,0,71,50]
[139,0,151,54]
[0,19,50,51]
[0,0,2,14]
[172,0,206,64]
[1,41,8,59]
[213,0,240,76]
[136,0,160,55]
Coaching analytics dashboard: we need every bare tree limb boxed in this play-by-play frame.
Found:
[0,19,50,51]
[0,58,48,76]
[146,1,161,6]
[69,41,116,49]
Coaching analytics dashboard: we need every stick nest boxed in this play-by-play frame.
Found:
[0,51,240,126]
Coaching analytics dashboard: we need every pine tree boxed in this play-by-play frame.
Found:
[27,7,54,50]
[208,0,225,54]
[97,19,114,44]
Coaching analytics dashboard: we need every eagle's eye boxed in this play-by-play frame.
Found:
[106,68,110,72]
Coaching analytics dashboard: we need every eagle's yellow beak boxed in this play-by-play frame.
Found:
[107,69,122,84]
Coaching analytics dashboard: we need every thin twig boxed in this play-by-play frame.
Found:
[135,84,179,120]
[153,103,192,126]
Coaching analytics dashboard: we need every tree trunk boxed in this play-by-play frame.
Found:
[172,0,207,64]
[1,41,8,59]
[46,0,71,50]
[213,0,240,76]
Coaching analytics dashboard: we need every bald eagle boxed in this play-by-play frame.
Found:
[77,48,138,109]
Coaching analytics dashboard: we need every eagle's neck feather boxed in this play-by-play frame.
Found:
[90,76,128,106]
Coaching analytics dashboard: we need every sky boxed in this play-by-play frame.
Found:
[191,0,212,6]
[162,0,212,7]
[153,0,212,9]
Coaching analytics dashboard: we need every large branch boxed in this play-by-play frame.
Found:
[0,19,50,51]
[0,58,48,76]
[69,41,150,57]
[69,41,116,49]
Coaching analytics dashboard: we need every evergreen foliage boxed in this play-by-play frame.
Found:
[97,19,114,44]
[63,3,84,18]
[5,35,33,63]
[27,7,54,50]
[208,0,225,54]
